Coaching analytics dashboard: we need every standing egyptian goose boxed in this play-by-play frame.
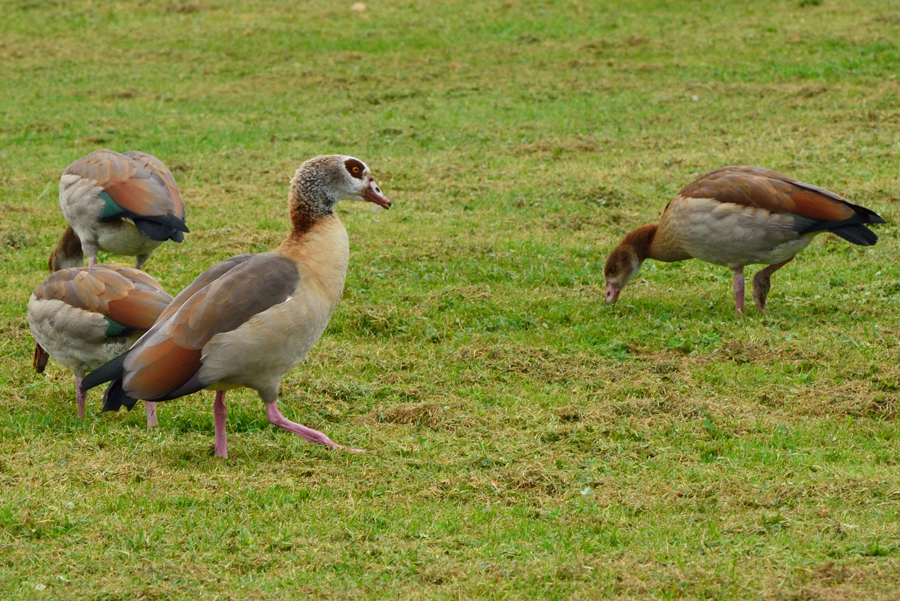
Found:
[604,166,885,314]
[82,155,392,458]
[58,149,188,269]
[28,264,173,426]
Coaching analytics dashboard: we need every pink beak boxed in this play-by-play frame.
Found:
[363,179,392,208]
[605,283,620,304]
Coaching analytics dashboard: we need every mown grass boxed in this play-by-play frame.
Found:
[2,0,900,598]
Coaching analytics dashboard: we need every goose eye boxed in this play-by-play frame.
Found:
[344,158,366,179]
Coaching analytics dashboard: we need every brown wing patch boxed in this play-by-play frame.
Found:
[101,264,167,290]
[103,172,177,217]
[65,149,136,183]
[123,151,186,220]
[65,149,180,218]
[783,188,855,221]
[105,289,173,330]
[32,266,171,330]
[96,266,171,329]
[33,269,108,312]
[679,165,855,222]
[124,337,202,400]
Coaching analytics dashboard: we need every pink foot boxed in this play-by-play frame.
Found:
[265,403,366,453]
[214,391,227,458]
[75,377,85,420]
[145,401,158,430]
[752,257,793,313]
[732,267,745,315]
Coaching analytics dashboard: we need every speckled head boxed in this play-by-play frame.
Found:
[289,154,391,217]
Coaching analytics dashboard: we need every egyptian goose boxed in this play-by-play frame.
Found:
[28,264,172,426]
[604,166,885,314]
[57,149,188,269]
[82,155,392,458]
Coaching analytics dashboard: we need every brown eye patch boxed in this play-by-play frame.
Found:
[344,158,365,180]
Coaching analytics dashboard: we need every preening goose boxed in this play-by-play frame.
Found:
[58,149,188,269]
[604,166,885,314]
[82,155,392,458]
[28,265,172,425]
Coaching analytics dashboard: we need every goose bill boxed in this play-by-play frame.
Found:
[363,184,392,208]
[605,283,620,304]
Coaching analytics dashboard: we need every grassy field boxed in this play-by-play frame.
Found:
[2,0,900,598]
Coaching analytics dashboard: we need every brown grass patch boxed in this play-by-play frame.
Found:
[372,401,478,432]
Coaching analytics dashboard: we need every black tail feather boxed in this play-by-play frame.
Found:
[830,224,879,246]
[133,213,190,243]
[81,353,127,392]
[797,201,885,246]
[101,209,189,243]
[101,379,139,413]
[849,203,886,225]
[134,219,178,243]
[82,354,140,413]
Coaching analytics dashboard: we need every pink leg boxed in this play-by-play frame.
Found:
[145,401,158,430]
[214,391,228,458]
[732,267,745,315]
[752,257,794,313]
[88,256,97,267]
[75,377,85,420]
[265,403,365,453]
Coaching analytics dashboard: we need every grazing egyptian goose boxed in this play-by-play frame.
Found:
[82,155,392,458]
[48,224,85,272]
[58,149,188,269]
[604,166,885,314]
[28,264,173,426]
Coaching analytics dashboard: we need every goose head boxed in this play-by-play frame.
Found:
[48,226,85,272]
[603,225,655,304]
[290,155,392,217]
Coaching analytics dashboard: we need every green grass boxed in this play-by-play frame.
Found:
[2,0,900,598]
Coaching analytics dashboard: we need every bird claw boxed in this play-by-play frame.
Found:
[331,443,368,454]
